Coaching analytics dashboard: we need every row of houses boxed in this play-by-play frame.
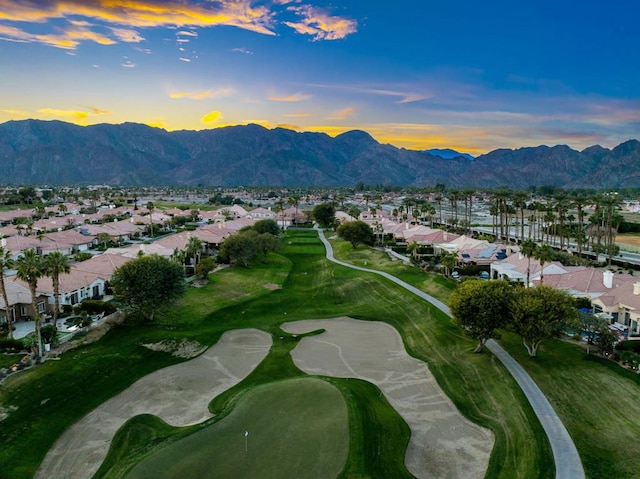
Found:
[0,204,307,330]
[356,209,640,336]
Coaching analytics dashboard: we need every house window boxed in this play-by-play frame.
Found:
[21,306,29,316]
[38,301,46,313]
[70,293,79,304]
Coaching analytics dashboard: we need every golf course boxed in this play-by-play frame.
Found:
[1,229,640,478]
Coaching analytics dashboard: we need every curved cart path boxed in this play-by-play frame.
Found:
[317,228,584,479]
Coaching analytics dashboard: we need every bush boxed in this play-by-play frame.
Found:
[614,340,640,354]
[0,338,25,353]
[76,299,117,316]
[73,252,93,262]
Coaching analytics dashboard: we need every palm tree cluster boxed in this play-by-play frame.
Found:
[1,249,71,356]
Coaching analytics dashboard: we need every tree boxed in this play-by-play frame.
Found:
[195,256,216,280]
[578,311,608,354]
[255,233,281,262]
[312,203,336,228]
[520,238,537,287]
[97,232,111,249]
[533,243,554,284]
[44,251,71,330]
[219,233,257,267]
[253,219,280,236]
[336,221,373,249]
[0,247,15,338]
[111,254,186,321]
[511,285,578,357]
[449,280,515,352]
[16,249,46,356]
[185,236,203,273]
[440,251,458,278]
[147,201,155,237]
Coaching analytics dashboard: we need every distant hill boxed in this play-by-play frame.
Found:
[425,148,475,161]
[0,120,638,187]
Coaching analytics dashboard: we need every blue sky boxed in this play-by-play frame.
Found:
[1,0,639,154]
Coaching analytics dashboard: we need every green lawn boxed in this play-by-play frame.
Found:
[120,378,349,479]
[0,230,552,479]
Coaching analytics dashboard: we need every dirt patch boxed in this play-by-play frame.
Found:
[262,282,281,291]
[36,329,272,479]
[141,339,207,358]
[617,234,640,247]
[282,317,494,479]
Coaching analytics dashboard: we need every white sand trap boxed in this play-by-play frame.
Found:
[282,317,494,479]
[36,329,272,479]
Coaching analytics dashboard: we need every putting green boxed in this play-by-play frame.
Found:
[125,377,349,479]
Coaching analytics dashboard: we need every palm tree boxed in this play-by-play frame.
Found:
[534,243,554,285]
[441,251,458,278]
[147,201,155,237]
[185,236,203,274]
[16,249,46,356]
[44,251,71,330]
[0,247,15,338]
[520,238,537,287]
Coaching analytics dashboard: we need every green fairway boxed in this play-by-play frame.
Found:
[124,378,349,479]
[0,229,552,479]
[333,236,640,479]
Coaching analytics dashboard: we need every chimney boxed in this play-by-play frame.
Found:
[444,231,448,241]
[603,270,614,289]
[634,283,640,296]
[518,252,524,260]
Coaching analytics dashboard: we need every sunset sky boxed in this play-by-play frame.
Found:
[1,0,639,154]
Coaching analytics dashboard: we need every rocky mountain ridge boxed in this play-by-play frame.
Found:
[0,119,637,187]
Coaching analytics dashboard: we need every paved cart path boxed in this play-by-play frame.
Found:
[317,228,584,479]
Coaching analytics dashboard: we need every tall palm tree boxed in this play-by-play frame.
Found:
[0,247,15,339]
[147,201,155,237]
[185,236,204,273]
[520,238,537,287]
[534,243,554,285]
[16,249,46,356]
[44,251,71,330]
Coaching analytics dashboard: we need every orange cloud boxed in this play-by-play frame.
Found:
[276,123,300,130]
[284,112,312,118]
[268,93,311,102]
[0,0,277,37]
[284,5,357,40]
[201,110,223,125]
[169,88,233,100]
[37,108,90,122]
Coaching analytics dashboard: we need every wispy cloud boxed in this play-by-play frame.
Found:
[284,112,311,118]
[284,5,357,40]
[170,88,234,100]
[268,93,311,102]
[231,47,253,54]
[1,109,29,117]
[327,107,354,121]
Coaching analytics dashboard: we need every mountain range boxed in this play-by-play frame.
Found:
[0,119,638,188]
[425,148,475,161]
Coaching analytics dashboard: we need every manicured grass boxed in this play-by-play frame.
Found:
[0,230,552,479]
[0,354,25,369]
[498,331,640,479]
[107,378,349,479]
[335,236,640,479]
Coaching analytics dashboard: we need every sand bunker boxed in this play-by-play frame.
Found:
[282,317,494,479]
[36,329,272,479]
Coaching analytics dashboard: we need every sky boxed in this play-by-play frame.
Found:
[1,0,639,155]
